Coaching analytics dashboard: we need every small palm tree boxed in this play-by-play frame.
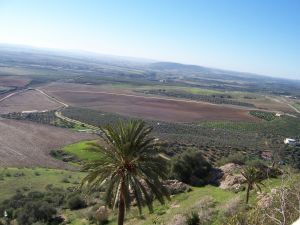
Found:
[81,120,170,225]
[241,166,264,204]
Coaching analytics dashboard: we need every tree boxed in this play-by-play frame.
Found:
[241,166,264,204]
[170,149,211,186]
[81,120,170,225]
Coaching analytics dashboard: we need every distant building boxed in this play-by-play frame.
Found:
[275,113,282,117]
[21,110,47,114]
[284,138,297,146]
[22,110,38,114]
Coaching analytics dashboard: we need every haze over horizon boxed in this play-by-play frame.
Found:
[0,0,299,79]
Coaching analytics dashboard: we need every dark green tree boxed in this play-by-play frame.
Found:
[170,149,211,186]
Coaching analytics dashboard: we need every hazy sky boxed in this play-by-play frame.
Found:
[0,0,299,79]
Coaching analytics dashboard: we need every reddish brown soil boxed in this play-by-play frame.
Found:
[43,83,257,122]
[0,90,62,114]
[0,76,31,87]
[0,119,95,168]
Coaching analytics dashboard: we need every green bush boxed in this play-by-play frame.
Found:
[0,188,67,224]
[217,152,248,166]
[186,212,200,225]
[170,149,212,186]
[67,195,86,210]
[16,201,56,225]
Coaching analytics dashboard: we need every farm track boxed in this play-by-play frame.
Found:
[280,97,300,114]
[0,90,23,103]
[36,89,102,132]
[0,87,101,131]
[0,88,97,168]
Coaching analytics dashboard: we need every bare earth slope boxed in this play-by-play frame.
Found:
[0,119,95,168]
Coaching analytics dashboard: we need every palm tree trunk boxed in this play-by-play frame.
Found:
[118,180,126,225]
[246,184,250,204]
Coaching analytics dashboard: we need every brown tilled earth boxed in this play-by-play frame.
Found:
[42,83,257,122]
[0,76,31,87]
[0,119,95,168]
[0,90,62,114]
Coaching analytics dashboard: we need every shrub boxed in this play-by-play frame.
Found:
[0,188,67,225]
[186,212,200,225]
[27,191,44,199]
[226,173,300,225]
[13,172,25,177]
[34,171,41,176]
[217,152,248,166]
[61,177,70,183]
[167,214,186,225]
[170,149,212,186]
[67,195,86,210]
[90,206,109,225]
[5,172,11,177]
[191,197,216,225]
[222,196,242,218]
[16,201,56,225]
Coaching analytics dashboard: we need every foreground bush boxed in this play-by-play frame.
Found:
[67,195,86,210]
[0,187,79,224]
[225,173,300,225]
[16,201,56,225]
[170,149,212,186]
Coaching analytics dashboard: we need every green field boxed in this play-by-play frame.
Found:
[63,140,103,161]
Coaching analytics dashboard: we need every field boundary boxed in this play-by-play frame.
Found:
[36,88,102,133]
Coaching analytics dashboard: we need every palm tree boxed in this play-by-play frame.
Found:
[81,120,170,225]
[241,166,264,204]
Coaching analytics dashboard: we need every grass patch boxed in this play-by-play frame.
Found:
[122,185,236,225]
[63,140,103,161]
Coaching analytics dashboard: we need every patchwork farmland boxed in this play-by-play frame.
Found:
[42,83,258,122]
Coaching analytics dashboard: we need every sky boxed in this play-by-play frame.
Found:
[0,0,299,79]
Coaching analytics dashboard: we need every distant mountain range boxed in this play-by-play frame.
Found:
[0,43,299,84]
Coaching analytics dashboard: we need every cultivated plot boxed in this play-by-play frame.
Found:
[43,83,258,122]
[0,89,62,114]
[0,119,95,168]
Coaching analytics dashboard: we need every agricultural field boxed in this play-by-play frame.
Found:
[0,46,299,225]
[61,107,300,164]
[0,75,31,88]
[41,83,257,122]
[0,118,95,168]
[0,89,62,114]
